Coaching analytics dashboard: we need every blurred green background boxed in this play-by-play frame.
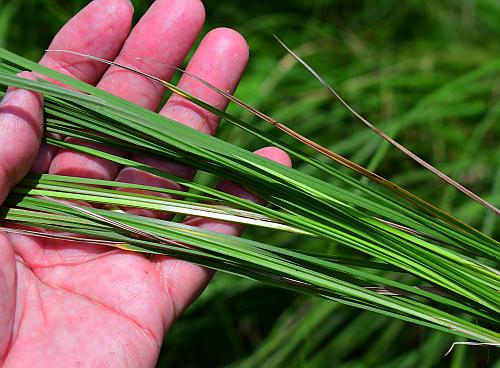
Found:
[1,0,499,366]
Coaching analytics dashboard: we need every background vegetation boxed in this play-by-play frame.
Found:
[1,0,499,366]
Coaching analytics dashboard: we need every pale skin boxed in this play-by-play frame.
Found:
[0,0,291,366]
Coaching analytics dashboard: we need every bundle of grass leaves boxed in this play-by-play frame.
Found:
[0,47,498,346]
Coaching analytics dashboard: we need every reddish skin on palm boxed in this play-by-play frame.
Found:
[0,0,291,366]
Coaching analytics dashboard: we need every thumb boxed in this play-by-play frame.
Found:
[0,73,44,362]
[0,232,16,363]
[0,72,44,204]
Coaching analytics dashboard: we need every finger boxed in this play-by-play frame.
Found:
[48,0,206,182]
[115,28,249,218]
[33,0,134,173]
[159,27,249,135]
[152,147,292,327]
[98,0,206,109]
[39,0,134,86]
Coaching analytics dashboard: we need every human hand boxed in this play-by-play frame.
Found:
[0,0,290,366]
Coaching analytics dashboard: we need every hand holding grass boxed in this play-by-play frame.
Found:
[0,0,290,366]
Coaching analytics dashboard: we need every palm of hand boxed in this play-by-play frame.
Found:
[0,0,290,366]
[1,235,175,367]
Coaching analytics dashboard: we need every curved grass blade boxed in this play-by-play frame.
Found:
[273,36,499,217]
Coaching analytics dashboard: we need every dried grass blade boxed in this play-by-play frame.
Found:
[273,35,499,216]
